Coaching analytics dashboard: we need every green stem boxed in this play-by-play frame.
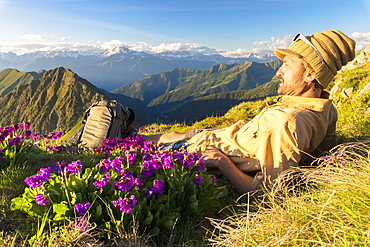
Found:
[61,173,73,209]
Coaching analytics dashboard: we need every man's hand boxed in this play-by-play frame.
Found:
[201,146,229,167]
[202,146,256,194]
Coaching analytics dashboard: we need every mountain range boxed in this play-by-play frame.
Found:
[0,46,276,91]
[113,59,281,123]
[1,44,368,137]
[0,57,281,134]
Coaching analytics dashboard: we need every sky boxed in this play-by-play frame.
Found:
[0,0,370,57]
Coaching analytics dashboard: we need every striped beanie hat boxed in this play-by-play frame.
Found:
[274,30,356,88]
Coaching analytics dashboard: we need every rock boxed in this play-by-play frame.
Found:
[341,87,353,98]
[357,82,370,98]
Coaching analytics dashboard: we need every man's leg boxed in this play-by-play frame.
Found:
[141,134,163,143]
[141,132,186,144]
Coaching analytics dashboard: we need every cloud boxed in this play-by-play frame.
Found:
[126,42,153,52]
[3,31,369,58]
[253,34,294,50]
[221,48,272,58]
[147,42,221,54]
[350,32,370,50]
[101,40,127,50]
[253,32,370,52]
[0,41,102,55]
[113,41,222,55]
[0,39,276,58]
[18,34,50,41]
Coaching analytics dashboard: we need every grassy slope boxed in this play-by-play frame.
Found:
[0,68,41,97]
[209,142,370,246]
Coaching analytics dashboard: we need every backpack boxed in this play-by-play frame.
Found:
[78,100,135,148]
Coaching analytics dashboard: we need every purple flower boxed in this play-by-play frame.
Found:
[0,131,7,142]
[150,159,163,169]
[172,151,184,160]
[74,216,88,233]
[8,136,22,146]
[45,145,52,151]
[211,175,217,184]
[194,176,203,184]
[112,195,137,214]
[37,167,52,176]
[6,126,15,133]
[74,202,91,216]
[151,180,165,194]
[140,160,155,178]
[195,158,205,171]
[93,172,111,189]
[24,122,31,130]
[145,180,165,198]
[52,131,63,139]
[114,170,142,192]
[143,141,156,153]
[98,158,113,172]
[97,136,151,156]
[178,153,200,171]
[111,156,125,172]
[64,160,82,175]
[162,157,175,169]
[126,150,137,167]
[13,123,20,130]
[323,156,333,165]
[32,133,40,143]
[35,194,49,205]
[54,161,66,174]
[144,190,153,198]
[23,130,32,139]
[25,167,53,188]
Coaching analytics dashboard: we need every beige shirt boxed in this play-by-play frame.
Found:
[187,95,337,189]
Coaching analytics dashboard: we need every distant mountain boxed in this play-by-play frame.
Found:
[154,51,274,63]
[0,46,276,90]
[165,77,280,123]
[102,90,157,125]
[111,66,228,104]
[148,60,281,106]
[113,59,282,123]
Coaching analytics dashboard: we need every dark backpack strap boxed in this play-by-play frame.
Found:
[127,108,135,126]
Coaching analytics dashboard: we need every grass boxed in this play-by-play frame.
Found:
[208,142,370,246]
[330,63,370,142]
[138,96,279,135]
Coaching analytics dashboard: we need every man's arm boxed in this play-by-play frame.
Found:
[202,146,255,194]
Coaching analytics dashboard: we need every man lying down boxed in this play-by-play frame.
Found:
[142,30,355,195]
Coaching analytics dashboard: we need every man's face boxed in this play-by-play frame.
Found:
[276,56,309,96]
